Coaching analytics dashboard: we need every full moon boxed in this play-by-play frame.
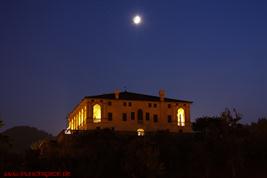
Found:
[133,15,142,25]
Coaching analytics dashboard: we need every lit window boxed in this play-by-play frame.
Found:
[65,129,71,134]
[137,128,145,136]
[93,104,101,123]
[177,108,185,126]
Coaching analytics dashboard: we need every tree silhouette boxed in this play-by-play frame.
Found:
[0,120,3,128]
[2,111,267,178]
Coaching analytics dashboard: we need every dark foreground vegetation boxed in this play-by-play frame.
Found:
[1,109,267,178]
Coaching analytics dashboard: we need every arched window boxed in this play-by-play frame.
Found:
[78,111,81,126]
[177,108,185,126]
[74,116,77,129]
[84,106,87,124]
[76,115,79,128]
[70,119,73,130]
[93,104,101,123]
[81,109,84,126]
[137,128,145,136]
[73,116,76,129]
[72,119,74,130]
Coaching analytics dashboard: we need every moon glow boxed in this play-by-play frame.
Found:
[133,15,142,25]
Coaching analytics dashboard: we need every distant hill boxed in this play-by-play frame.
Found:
[2,126,54,153]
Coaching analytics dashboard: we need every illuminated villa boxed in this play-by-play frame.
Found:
[67,90,192,135]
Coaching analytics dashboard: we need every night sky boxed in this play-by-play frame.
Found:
[0,0,266,135]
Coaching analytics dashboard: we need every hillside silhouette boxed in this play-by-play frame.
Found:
[2,126,53,153]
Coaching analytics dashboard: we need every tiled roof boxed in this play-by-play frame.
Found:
[85,91,192,103]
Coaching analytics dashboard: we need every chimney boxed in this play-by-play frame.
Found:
[114,89,120,99]
[159,89,165,102]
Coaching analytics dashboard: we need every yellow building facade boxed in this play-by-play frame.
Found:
[67,90,192,135]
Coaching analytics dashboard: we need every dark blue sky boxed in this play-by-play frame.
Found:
[0,0,266,135]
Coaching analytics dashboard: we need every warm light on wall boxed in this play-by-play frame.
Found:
[84,106,87,125]
[73,116,75,130]
[79,111,81,127]
[70,120,72,130]
[74,116,77,129]
[137,128,145,136]
[69,117,74,130]
[177,108,185,126]
[81,109,84,126]
[93,104,101,123]
[67,94,191,133]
